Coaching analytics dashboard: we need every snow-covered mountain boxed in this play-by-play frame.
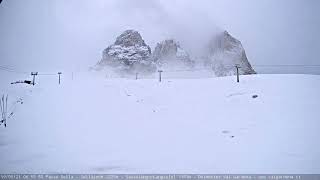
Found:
[95,29,256,77]
[205,31,256,76]
[97,30,155,74]
[152,39,194,70]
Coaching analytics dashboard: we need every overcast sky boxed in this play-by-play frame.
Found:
[0,0,319,73]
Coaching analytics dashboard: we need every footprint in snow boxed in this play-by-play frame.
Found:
[222,130,235,138]
[226,92,247,98]
[136,99,144,103]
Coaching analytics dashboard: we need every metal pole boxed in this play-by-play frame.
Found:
[235,65,240,83]
[31,72,38,85]
[58,72,62,84]
[158,70,163,82]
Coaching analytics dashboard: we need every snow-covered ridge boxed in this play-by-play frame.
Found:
[106,45,150,62]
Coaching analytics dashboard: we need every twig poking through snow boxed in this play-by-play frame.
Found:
[0,94,8,127]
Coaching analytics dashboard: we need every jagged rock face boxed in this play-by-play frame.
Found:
[98,30,154,73]
[152,39,194,69]
[114,30,147,47]
[207,31,256,76]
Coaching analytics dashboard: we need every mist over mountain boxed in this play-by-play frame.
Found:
[152,39,194,70]
[1,0,320,174]
[95,29,256,76]
[206,31,256,76]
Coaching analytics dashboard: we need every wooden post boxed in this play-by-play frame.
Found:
[58,72,62,84]
[158,70,163,82]
[135,72,138,80]
[235,65,240,83]
[31,72,38,85]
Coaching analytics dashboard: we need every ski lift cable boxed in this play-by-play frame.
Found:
[252,65,320,67]
[0,66,29,74]
[1,64,320,75]
[38,73,57,76]
[0,66,63,76]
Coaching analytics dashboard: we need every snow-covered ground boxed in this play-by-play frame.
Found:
[0,72,319,173]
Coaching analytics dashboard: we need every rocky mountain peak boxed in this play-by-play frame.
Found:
[207,31,256,76]
[153,39,193,68]
[96,30,154,74]
[153,39,179,60]
[95,29,256,77]
[114,30,148,47]
[208,31,240,54]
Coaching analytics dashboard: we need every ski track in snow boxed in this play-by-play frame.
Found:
[0,72,320,173]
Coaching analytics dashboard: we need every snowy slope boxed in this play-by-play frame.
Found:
[0,72,319,173]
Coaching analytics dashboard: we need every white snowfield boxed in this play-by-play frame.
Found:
[0,72,319,174]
